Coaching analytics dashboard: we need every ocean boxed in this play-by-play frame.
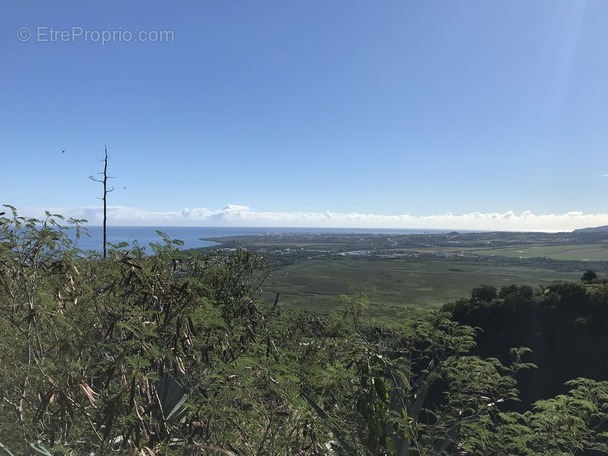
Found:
[69,226,447,252]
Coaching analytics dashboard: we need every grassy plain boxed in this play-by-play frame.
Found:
[262,255,582,315]
[198,230,608,317]
[470,243,608,261]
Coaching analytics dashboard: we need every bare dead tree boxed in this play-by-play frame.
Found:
[89,146,115,258]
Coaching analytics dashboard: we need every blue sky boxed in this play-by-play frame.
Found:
[2,1,608,231]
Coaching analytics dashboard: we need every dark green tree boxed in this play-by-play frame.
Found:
[582,269,598,283]
[471,284,498,303]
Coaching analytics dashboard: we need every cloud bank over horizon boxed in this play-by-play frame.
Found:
[13,204,608,233]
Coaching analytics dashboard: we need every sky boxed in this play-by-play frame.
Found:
[2,1,608,231]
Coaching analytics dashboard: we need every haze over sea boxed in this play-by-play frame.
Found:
[74,226,450,252]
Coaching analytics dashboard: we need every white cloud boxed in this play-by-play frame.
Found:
[13,204,608,232]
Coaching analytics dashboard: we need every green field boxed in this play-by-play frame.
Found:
[261,255,582,316]
[471,243,608,261]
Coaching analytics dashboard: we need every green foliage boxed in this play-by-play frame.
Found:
[444,280,608,412]
[457,377,608,455]
[525,377,608,454]
[0,208,280,454]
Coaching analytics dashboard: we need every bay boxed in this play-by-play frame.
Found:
[69,226,449,252]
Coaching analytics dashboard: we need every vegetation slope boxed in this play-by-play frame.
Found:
[1,207,608,455]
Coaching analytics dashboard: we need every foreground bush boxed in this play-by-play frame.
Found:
[1,206,607,455]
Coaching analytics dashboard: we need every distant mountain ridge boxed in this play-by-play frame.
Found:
[572,225,608,234]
